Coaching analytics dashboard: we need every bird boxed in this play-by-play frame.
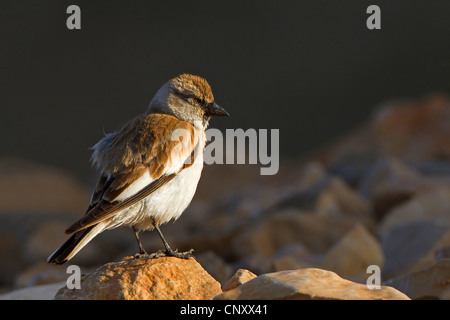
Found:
[48,73,229,264]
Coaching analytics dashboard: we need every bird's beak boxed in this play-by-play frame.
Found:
[205,102,230,117]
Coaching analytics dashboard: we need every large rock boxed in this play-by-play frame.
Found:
[54,256,222,300]
[195,251,233,285]
[0,282,66,300]
[311,95,450,168]
[14,262,69,288]
[377,186,450,281]
[321,224,384,281]
[379,187,450,237]
[381,220,450,280]
[222,269,257,291]
[315,177,373,224]
[385,259,450,300]
[270,243,318,272]
[372,95,450,161]
[358,158,426,219]
[231,209,354,258]
[214,268,410,300]
[24,222,74,263]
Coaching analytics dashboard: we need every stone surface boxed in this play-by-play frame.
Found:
[222,269,257,292]
[214,268,410,300]
[321,224,384,280]
[195,251,233,285]
[271,243,318,272]
[315,177,373,224]
[54,256,222,300]
[14,262,69,288]
[379,187,450,237]
[0,282,65,300]
[381,220,450,280]
[436,245,450,260]
[233,254,275,275]
[358,158,425,219]
[24,222,72,263]
[372,95,450,161]
[385,259,450,300]
[231,209,354,258]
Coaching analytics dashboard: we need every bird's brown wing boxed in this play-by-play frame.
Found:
[65,170,177,234]
[65,113,199,234]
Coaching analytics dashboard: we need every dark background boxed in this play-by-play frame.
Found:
[1,0,449,184]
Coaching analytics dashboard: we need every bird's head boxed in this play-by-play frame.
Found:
[148,73,229,127]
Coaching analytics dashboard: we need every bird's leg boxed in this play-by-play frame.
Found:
[133,227,149,259]
[153,225,194,259]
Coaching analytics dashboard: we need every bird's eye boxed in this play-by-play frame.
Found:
[193,98,202,105]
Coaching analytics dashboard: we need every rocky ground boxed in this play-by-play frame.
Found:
[1,94,450,300]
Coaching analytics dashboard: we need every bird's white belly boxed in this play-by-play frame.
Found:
[111,160,203,230]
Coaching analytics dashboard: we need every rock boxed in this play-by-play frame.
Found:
[0,158,94,287]
[0,230,27,288]
[309,124,377,169]
[0,210,136,290]
[207,163,329,226]
[231,209,354,259]
[315,177,373,224]
[321,224,384,281]
[233,254,274,275]
[379,187,450,237]
[311,95,450,169]
[411,160,450,177]
[381,220,450,280]
[138,219,243,263]
[23,222,72,263]
[358,157,425,219]
[195,251,233,285]
[271,243,318,272]
[214,268,410,300]
[276,163,332,211]
[436,245,450,260]
[277,164,374,227]
[0,282,66,300]
[222,269,257,291]
[54,256,222,300]
[327,153,377,187]
[372,95,450,161]
[15,262,69,288]
[385,259,450,300]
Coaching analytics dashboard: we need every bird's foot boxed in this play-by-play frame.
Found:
[134,248,194,260]
[134,252,150,260]
[164,248,195,259]
[141,248,194,259]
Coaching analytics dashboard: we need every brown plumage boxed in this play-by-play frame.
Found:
[66,113,198,234]
[91,113,196,177]
[170,74,215,104]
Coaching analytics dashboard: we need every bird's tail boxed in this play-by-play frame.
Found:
[47,223,106,264]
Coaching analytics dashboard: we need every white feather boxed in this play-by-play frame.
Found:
[109,128,206,230]
[114,171,154,202]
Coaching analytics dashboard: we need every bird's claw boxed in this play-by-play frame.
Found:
[134,248,194,260]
